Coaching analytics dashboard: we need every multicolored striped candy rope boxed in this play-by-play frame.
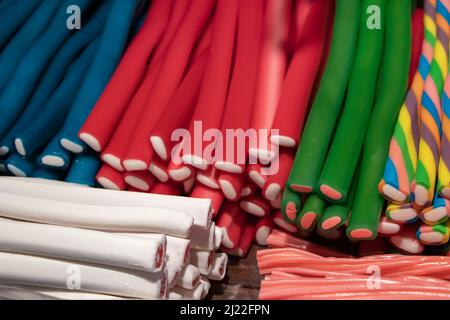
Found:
[420,194,450,225]
[438,1,450,198]
[413,0,449,208]
[417,219,450,244]
[380,0,437,204]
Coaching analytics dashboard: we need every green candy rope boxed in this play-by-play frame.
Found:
[317,0,387,203]
[287,0,361,194]
[297,194,326,232]
[319,168,359,232]
[281,186,302,224]
[347,0,412,241]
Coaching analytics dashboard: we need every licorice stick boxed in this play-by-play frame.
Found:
[283,0,360,193]
[0,252,167,299]
[280,186,302,224]
[149,158,170,183]
[378,216,402,236]
[0,0,59,93]
[389,223,425,254]
[216,202,248,249]
[168,160,194,182]
[124,170,157,192]
[273,211,298,234]
[151,182,182,196]
[0,0,41,48]
[317,0,387,203]
[0,177,212,229]
[297,194,326,232]
[270,0,332,148]
[0,2,109,155]
[240,194,272,218]
[96,164,126,190]
[15,40,99,157]
[255,217,275,246]
[150,50,209,162]
[263,151,294,201]
[166,262,182,289]
[177,265,201,290]
[409,8,425,86]
[417,220,450,244]
[79,0,174,152]
[438,50,450,198]
[421,196,450,224]
[249,0,291,162]
[60,0,140,154]
[181,0,238,170]
[65,151,101,187]
[31,167,66,181]
[0,192,193,238]
[386,202,420,223]
[207,253,228,281]
[218,172,244,202]
[191,184,224,218]
[4,154,35,178]
[37,136,72,170]
[214,0,264,174]
[0,219,165,273]
[348,0,412,240]
[414,0,450,207]
[195,165,220,190]
[0,0,93,139]
[122,0,215,171]
[380,0,436,203]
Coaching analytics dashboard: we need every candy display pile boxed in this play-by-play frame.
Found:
[1,0,450,301]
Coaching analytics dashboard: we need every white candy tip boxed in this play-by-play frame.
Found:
[102,154,124,172]
[60,138,84,153]
[14,139,26,156]
[79,133,101,152]
[150,136,168,161]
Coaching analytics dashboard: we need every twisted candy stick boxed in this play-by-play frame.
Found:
[386,202,420,223]
[439,46,450,197]
[413,0,450,207]
[421,195,450,224]
[380,0,437,203]
[417,220,450,244]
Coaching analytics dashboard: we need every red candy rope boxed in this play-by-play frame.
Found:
[79,0,173,151]
[216,202,248,249]
[122,0,215,171]
[124,170,157,192]
[96,164,126,191]
[191,184,225,218]
[181,0,239,170]
[269,0,332,148]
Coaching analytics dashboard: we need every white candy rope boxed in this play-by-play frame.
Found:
[177,264,201,289]
[0,192,193,238]
[0,252,167,299]
[0,219,166,272]
[206,253,228,281]
[0,177,211,228]
[190,249,214,275]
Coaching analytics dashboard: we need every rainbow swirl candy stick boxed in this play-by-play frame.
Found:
[417,220,450,244]
[386,202,420,224]
[421,195,450,224]
[413,0,450,207]
[379,0,437,203]
[281,186,302,224]
[439,45,450,197]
